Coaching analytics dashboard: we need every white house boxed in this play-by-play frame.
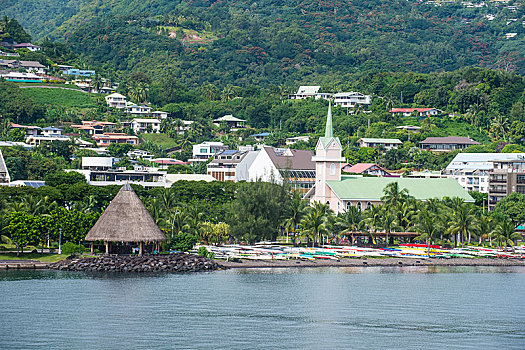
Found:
[82,157,113,171]
[41,127,62,137]
[286,136,310,145]
[26,135,71,146]
[131,118,161,133]
[357,138,402,150]
[389,108,443,117]
[105,93,127,108]
[289,86,331,100]
[0,72,43,82]
[127,104,152,117]
[333,92,371,108]
[191,142,228,162]
[151,111,169,119]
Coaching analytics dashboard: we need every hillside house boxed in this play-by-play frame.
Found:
[92,133,139,147]
[289,86,331,100]
[131,118,161,133]
[357,138,402,150]
[389,108,443,117]
[213,115,246,130]
[419,136,480,152]
[191,141,228,163]
[105,93,127,109]
[333,92,371,108]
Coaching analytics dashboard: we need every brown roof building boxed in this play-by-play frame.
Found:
[85,183,166,255]
[419,136,481,152]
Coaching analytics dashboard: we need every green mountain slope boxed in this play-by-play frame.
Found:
[2,0,524,86]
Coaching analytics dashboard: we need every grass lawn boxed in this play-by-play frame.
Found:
[141,133,179,149]
[20,87,97,108]
[0,252,71,263]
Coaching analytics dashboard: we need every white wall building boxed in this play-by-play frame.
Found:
[357,138,402,150]
[289,86,331,100]
[191,142,228,162]
[445,153,525,193]
[105,93,127,108]
[333,92,371,108]
[131,118,161,133]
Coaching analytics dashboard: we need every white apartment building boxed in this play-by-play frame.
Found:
[105,93,127,108]
[131,118,161,133]
[191,142,228,163]
[333,92,371,108]
[445,153,525,193]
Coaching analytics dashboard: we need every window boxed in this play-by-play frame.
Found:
[330,163,336,175]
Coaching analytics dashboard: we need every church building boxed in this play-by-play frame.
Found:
[308,105,473,214]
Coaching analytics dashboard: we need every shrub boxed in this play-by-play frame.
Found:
[197,246,208,257]
[61,242,85,255]
[170,232,197,252]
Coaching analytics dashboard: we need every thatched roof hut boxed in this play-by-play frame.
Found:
[85,184,166,254]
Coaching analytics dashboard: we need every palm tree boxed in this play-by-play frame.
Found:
[380,210,400,246]
[448,203,476,246]
[300,202,329,247]
[186,204,204,236]
[282,193,306,245]
[395,201,415,232]
[166,207,189,242]
[159,190,177,214]
[201,82,218,101]
[336,205,362,244]
[91,74,103,94]
[416,208,441,256]
[221,84,235,102]
[490,219,521,250]
[476,214,492,246]
[363,204,382,245]
[381,182,410,209]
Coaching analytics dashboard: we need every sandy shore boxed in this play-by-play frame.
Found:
[218,257,525,269]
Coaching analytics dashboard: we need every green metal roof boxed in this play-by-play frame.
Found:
[327,176,474,202]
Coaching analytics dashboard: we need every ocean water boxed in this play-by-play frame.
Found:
[1,266,524,349]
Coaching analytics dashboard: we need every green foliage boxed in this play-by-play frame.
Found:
[107,143,133,157]
[170,232,197,252]
[61,242,85,255]
[228,181,291,244]
[197,246,208,257]
[45,171,86,187]
[494,193,525,226]
[0,82,46,124]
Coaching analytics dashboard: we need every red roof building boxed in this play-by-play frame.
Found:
[389,108,443,117]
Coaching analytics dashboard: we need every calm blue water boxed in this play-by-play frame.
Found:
[1,266,525,350]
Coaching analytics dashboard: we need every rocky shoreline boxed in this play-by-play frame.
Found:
[49,254,222,272]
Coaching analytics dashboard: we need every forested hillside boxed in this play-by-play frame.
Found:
[2,0,524,87]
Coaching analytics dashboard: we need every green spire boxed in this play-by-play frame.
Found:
[324,102,333,138]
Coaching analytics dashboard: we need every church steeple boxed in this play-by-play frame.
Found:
[324,102,333,138]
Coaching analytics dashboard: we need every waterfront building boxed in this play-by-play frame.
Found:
[308,105,473,214]
[235,146,316,195]
[207,149,253,182]
[488,158,525,210]
[445,153,525,193]
[84,183,166,255]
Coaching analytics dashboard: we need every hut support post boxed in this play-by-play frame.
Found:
[105,241,109,255]
[90,242,94,254]
[139,242,143,256]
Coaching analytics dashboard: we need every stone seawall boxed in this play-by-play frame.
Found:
[49,254,222,272]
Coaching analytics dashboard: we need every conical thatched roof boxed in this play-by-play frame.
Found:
[85,184,166,242]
